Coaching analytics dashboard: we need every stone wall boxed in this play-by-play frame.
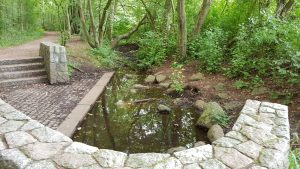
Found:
[0,99,290,169]
[39,42,69,84]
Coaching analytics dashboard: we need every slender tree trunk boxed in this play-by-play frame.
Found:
[275,0,294,18]
[98,0,113,47]
[77,0,96,48]
[177,0,187,59]
[87,0,99,46]
[66,8,71,37]
[107,0,117,42]
[140,0,155,29]
[192,0,213,36]
[163,0,173,33]
[112,14,147,47]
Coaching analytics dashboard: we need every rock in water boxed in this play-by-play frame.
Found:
[157,104,171,114]
[196,102,227,128]
[167,146,186,154]
[207,124,224,142]
[144,75,156,83]
[156,74,167,83]
[194,100,207,110]
[189,73,205,81]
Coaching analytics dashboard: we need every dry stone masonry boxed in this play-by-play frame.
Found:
[39,42,69,84]
[0,99,290,169]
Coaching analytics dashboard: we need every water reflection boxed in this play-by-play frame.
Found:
[73,71,208,153]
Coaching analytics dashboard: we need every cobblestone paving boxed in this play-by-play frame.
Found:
[0,75,102,129]
[0,99,290,169]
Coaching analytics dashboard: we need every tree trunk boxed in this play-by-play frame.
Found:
[98,0,113,47]
[87,0,99,46]
[275,0,294,18]
[112,14,147,48]
[77,0,97,48]
[192,0,213,36]
[163,0,173,33]
[107,0,117,42]
[66,8,71,37]
[177,0,187,59]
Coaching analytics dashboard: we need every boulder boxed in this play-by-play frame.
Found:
[194,100,207,110]
[207,124,224,142]
[167,146,186,154]
[251,87,268,95]
[189,73,205,81]
[223,101,243,111]
[159,82,171,88]
[196,102,227,128]
[193,141,206,147]
[157,104,171,114]
[133,84,150,89]
[144,75,156,83]
[156,74,167,83]
[214,83,226,92]
[217,93,230,100]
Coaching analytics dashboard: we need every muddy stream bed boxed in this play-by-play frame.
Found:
[73,70,208,153]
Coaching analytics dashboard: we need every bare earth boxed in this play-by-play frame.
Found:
[0,32,58,60]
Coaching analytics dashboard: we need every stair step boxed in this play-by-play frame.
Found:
[0,69,47,80]
[0,63,45,72]
[0,76,48,87]
[0,57,43,66]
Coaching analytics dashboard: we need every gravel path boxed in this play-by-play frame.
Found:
[0,32,58,60]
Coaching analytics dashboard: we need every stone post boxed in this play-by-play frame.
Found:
[39,42,69,84]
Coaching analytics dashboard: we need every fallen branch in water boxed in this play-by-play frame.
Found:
[133,98,157,103]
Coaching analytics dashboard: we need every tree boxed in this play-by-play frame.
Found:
[177,0,187,59]
[193,0,213,36]
[275,0,295,18]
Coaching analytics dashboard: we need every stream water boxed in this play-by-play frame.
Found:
[73,71,208,153]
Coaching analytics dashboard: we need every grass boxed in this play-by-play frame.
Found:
[0,29,45,48]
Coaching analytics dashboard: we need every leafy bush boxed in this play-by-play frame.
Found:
[188,28,227,73]
[212,113,230,127]
[136,31,169,69]
[90,44,120,68]
[170,62,185,92]
[227,15,300,85]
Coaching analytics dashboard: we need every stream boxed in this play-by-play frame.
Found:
[72,70,208,153]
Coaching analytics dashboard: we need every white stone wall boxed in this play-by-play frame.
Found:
[0,99,290,169]
[39,42,69,84]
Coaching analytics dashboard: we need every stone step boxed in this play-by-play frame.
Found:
[0,63,45,73]
[0,69,47,80]
[0,76,48,87]
[0,57,43,66]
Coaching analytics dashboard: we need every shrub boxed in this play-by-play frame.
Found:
[90,44,120,68]
[136,31,169,70]
[170,62,185,92]
[227,15,300,85]
[188,28,227,73]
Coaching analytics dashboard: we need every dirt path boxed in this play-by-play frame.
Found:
[0,32,59,60]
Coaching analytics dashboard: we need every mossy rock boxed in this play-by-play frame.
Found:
[196,102,227,128]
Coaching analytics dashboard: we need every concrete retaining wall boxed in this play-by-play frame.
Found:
[0,99,290,169]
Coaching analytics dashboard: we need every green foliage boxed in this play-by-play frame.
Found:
[0,29,44,48]
[227,15,300,85]
[212,113,230,127]
[136,31,168,69]
[91,44,120,68]
[290,149,300,169]
[59,31,70,46]
[67,63,77,77]
[233,80,249,89]
[188,28,227,73]
[170,62,185,92]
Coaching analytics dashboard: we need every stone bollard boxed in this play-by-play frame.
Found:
[39,42,69,84]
